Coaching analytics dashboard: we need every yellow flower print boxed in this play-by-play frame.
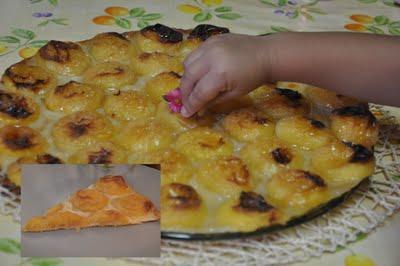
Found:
[344,23,367,32]
[105,6,129,16]
[0,43,7,54]
[350,14,373,24]
[18,47,39,59]
[344,14,400,35]
[202,0,224,6]
[345,254,376,266]
[177,4,202,14]
[92,6,162,29]
[92,15,116,25]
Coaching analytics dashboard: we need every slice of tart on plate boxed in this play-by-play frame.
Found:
[23,175,160,232]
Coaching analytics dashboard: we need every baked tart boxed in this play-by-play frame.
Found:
[0,23,378,234]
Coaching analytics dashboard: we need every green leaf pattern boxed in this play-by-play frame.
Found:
[0,238,20,254]
[0,238,64,265]
[37,18,68,27]
[178,1,241,22]
[0,28,48,57]
[358,0,399,7]
[30,0,59,7]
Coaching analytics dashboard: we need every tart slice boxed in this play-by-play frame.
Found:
[23,175,160,232]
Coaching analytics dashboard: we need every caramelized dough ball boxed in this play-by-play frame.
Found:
[209,95,252,114]
[196,156,254,197]
[44,81,104,113]
[0,125,47,157]
[275,81,308,95]
[161,183,206,229]
[144,71,180,103]
[0,90,39,125]
[94,175,133,196]
[222,108,275,142]
[311,141,375,188]
[179,38,201,59]
[7,153,62,186]
[87,210,130,226]
[175,127,233,161]
[125,24,183,54]
[52,111,113,153]
[254,87,309,120]
[265,169,329,216]
[188,24,230,41]
[156,101,214,133]
[179,24,229,58]
[216,192,283,232]
[330,105,379,148]
[160,149,192,186]
[2,61,57,95]
[68,141,127,164]
[249,84,276,102]
[35,40,90,76]
[70,188,109,212]
[304,86,361,114]
[276,115,333,150]
[104,91,155,122]
[84,32,137,64]
[83,62,136,90]
[115,121,174,160]
[132,52,183,76]
[111,194,160,222]
[240,138,304,180]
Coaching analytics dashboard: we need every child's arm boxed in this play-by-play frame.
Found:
[180,32,400,117]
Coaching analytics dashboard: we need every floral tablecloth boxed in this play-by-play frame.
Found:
[0,1,399,265]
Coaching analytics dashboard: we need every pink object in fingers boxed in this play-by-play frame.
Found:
[163,88,183,113]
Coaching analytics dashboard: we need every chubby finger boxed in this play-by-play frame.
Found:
[180,57,209,105]
[181,71,224,117]
[183,46,205,69]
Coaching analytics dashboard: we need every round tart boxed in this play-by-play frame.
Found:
[0,23,378,235]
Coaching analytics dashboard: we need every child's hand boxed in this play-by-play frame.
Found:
[180,33,273,117]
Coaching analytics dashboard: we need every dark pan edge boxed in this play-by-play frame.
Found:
[161,181,363,241]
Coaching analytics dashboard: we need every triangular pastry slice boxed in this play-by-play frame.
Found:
[23,175,160,232]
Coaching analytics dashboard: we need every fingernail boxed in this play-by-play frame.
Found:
[181,106,190,117]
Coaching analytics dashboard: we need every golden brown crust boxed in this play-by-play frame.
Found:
[82,62,136,89]
[196,156,253,196]
[94,175,132,195]
[83,32,137,64]
[0,90,39,124]
[161,183,206,229]
[0,125,47,157]
[52,111,113,152]
[45,81,104,113]
[68,142,127,164]
[265,169,329,216]
[330,105,379,148]
[2,61,57,95]
[35,40,90,76]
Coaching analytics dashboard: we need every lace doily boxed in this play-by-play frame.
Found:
[0,105,399,265]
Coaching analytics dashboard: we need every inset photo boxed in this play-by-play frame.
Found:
[21,164,160,257]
